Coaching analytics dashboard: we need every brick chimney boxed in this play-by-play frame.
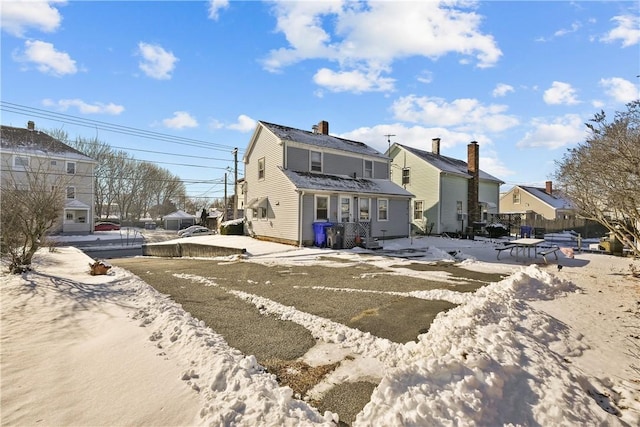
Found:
[317,120,329,135]
[545,180,553,195]
[467,141,480,225]
[432,138,441,155]
[27,121,35,131]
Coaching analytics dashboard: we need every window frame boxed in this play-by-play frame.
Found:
[413,200,424,221]
[402,167,410,185]
[66,161,76,175]
[340,196,351,222]
[364,160,373,178]
[310,151,322,172]
[359,197,370,221]
[13,155,29,169]
[258,157,265,180]
[377,198,389,221]
[513,189,521,204]
[66,186,76,199]
[315,194,329,221]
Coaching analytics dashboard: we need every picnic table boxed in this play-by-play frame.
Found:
[496,238,555,262]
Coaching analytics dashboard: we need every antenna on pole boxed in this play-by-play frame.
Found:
[385,134,396,151]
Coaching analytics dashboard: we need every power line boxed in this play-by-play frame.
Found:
[1,101,246,154]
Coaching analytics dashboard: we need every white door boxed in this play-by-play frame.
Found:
[340,196,351,222]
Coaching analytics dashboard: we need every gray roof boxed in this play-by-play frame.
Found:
[519,185,575,210]
[397,143,503,183]
[280,168,414,198]
[261,121,387,159]
[1,125,95,162]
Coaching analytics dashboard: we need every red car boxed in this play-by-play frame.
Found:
[94,221,121,231]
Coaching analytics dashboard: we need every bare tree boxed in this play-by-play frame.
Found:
[1,157,69,273]
[554,100,640,256]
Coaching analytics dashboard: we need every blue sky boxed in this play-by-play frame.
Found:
[1,0,639,201]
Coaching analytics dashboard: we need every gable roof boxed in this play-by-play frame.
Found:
[517,185,575,210]
[260,121,387,159]
[280,168,413,198]
[395,143,503,183]
[1,125,95,162]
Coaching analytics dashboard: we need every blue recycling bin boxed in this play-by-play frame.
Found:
[313,222,333,247]
[520,225,532,238]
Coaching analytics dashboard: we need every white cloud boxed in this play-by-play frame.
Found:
[601,15,640,47]
[516,114,587,149]
[137,42,178,80]
[492,83,514,98]
[262,2,501,93]
[0,0,64,37]
[162,111,198,129]
[227,115,256,132]
[14,40,77,76]
[599,77,639,103]
[313,68,395,93]
[391,95,519,133]
[208,0,229,21]
[416,70,433,84]
[543,81,580,105]
[553,21,581,38]
[42,98,124,115]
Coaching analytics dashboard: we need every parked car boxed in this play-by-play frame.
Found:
[94,221,121,231]
[177,225,208,236]
[181,227,214,237]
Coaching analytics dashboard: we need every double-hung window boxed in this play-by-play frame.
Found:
[66,161,76,175]
[364,160,373,178]
[258,157,265,180]
[66,186,76,199]
[402,168,410,185]
[377,198,388,221]
[310,151,322,172]
[359,198,370,221]
[315,195,329,220]
[413,200,424,221]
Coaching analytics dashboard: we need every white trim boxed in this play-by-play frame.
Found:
[377,198,389,221]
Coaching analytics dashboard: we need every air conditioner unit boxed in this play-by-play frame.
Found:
[457,213,467,221]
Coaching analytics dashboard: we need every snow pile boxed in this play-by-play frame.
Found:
[358,265,612,425]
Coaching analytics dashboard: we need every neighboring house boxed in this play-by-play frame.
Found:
[242,120,414,247]
[500,181,577,223]
[387,138,504,235]
[163,209,196,230]
[1,121,96,234]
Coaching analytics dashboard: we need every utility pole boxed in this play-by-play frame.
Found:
[385,134,396,152]
[224,172,228,214]
[233,147,238,220]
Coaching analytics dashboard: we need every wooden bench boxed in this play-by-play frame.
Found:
[538,246,561,264]
[496,244,517,260]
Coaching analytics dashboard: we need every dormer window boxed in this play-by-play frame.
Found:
[310,151,322,172]
[364,160,373,178]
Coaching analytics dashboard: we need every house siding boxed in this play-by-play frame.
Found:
[245,128,300,244]
[441,174,468,233]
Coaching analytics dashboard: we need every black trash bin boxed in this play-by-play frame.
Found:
[326,224,344,249]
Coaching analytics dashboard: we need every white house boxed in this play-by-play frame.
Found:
[242,120,414,247]
[1,121,96,234]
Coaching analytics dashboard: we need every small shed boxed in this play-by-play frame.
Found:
[163,210,196,230]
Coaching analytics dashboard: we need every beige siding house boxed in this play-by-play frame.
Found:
[387,139,503,235]
[243,120,414,247]
[1,121,96,234]
[500,181,577,221]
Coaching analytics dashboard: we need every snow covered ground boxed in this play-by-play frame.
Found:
[1,234,639,426]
